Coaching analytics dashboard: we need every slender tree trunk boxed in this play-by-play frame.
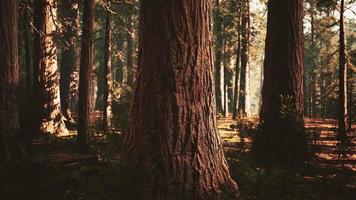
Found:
[223,40,229,117]
[310,1,317,118]
[348,66,353,130]
[103,2,113,132]
[33,0,68,135]
[60,0,80,123]
[214,0,224,114]
[0,0,19,163]
[257,0,306,161]
[78,0,95,148]
[238,0,249,116]
[126,15,135,87]
[22,2,34,133]
[123,0,239,198]
[338,0,348,138]
[233,5,242,119]
[23,4,32,101]
[115,37,125,83]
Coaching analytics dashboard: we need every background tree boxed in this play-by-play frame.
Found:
[214,0,225,114]
[33,0,68,135]
[123,0,239,198]
[103,0,113,132]
[255,0,307,161]
[78,0,95,148]
[60,0,80,123]
[338,0,348,138]
[238,0,250,116]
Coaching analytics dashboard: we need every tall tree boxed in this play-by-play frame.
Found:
[0,0,19,163]
[126,14,135,87]
[214,0,225,114]
[103,0,113,132]
[309,0,318,118]
[33,0,68,135]
[337,0,348,138]
[233,3,242,119]
[60,0,80,123]
[237,0,250,116]
[78,0,95,147]
[123,0,239,198]
[256,0,306,160]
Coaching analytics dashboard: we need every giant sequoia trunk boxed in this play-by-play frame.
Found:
[123,0,239,199]
[60,0,80,122]
[237,0,250,116]
[0,0,19,163]
[257,0,306,161]
[338,0,348,138]
[103,2,113,132]
[33,0,68,135]
[78,0,95,147]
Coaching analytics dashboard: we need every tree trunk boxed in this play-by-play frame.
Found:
[348,66,353,130]
[126,15,135,87]
[214,0,224,114]
[233,5,242,119]
[338,0,348,138]
[123,0,239,199]
[257,0,306,161]
[309,0,317,118]
[22,2,34,133]
[103,2,113,132]
[0,0,19,163]
[60,0,80,123]
[238,0,249,116]
[78,0,95,148]
[33,0,68,135]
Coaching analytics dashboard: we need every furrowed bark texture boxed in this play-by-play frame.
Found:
[0,0,19,163]
[258,0,306,160]
[124,0,239,199]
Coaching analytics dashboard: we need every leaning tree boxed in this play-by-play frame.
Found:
[123,0,239,199]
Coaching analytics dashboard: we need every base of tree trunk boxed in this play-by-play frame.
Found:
[253,116,307,162]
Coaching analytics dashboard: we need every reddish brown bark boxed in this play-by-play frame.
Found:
[257,0,306,160]
[78,0,95,147]
[0,0,19,163]
[123,0,239,199]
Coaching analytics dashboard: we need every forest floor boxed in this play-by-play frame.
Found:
[1,117,355,200]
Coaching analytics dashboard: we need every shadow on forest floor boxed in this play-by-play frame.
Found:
[0,117,355,200]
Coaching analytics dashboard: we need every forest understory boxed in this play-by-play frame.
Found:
[1,117,355,200]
